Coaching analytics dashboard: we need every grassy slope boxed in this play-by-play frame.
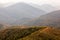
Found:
[0,26,46,40]
[20,27,60,40]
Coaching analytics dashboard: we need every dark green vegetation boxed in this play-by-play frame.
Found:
[0,26,60,40]
[20,27,60,40]
[0,26,46,40]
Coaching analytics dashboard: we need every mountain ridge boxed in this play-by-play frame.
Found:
[0,2,46,25]
[24,10,60,27]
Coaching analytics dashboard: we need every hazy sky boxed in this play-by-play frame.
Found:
[0,0,60,7]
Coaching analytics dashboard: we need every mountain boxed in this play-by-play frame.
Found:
[24,10,60,27]
[0,2,45,25]
[12,18,31,25]
[0,26,45,40]
[20,27,60,40]
[31,4,56,13]
[39,4,56,12]
[0,26,60,40]
[5,2,46,19]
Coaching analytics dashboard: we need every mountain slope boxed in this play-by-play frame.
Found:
[24,10,60,27]
[0,26,60,40]
[20,27,60,40]
[31,4,56,13]
[0,2,45,25]
[0,26,46,40]
[5,2,45,18]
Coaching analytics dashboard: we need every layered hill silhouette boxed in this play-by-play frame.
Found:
[24,10,60,27]
[31,4,56,13]
[0,2,46,25]
[0,2,57,25]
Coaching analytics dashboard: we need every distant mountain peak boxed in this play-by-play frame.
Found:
[39,4,57,12]
[0,2,46,25]
[31,4,57,13]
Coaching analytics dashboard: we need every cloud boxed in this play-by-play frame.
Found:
[0,0,60,7]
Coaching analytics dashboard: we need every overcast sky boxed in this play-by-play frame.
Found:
[0,0,60,7]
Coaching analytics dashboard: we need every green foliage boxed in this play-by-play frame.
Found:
[0,26,43,40]
[0,26,60,40]
[19,27,60,40]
